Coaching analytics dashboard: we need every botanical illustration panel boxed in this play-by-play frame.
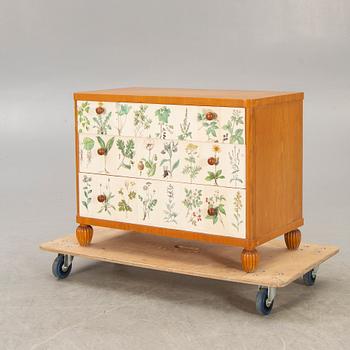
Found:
[79,173,246,238]
[79,135,246,189]
[77,101,245,145]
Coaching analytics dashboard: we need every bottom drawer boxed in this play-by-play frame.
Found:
[78,173,246,239]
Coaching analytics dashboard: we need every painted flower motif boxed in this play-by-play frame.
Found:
[234,192,243,211]
[145,141,155,151]
[212,144,221,153]
[124,180,136,188]
[185,143,198,152]
[138,182,158,220]
[142,141,157,177]
[205,143,225,185]
[232,191,243,231]
[183,143,202,183]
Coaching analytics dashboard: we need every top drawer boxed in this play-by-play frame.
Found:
[77,101,245,145]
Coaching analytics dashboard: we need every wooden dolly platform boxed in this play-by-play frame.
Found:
[40,228,339,315]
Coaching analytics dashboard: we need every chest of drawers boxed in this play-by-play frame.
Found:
[74,87,304,272]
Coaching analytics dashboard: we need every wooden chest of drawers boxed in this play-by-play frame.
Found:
[74,87,304,272]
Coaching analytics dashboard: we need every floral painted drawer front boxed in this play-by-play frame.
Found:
[77,101,245,145]
[79,173,246,238]
[79,135,246,189]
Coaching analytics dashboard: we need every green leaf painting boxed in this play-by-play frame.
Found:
[97,179,116,215]
[160,141,179,178]
[155,106,174,139]
[222,109,244,144]
[83,137,94,151]
[228,146,243,186]
[178,108,192,141]
[155,106,170,124]
[205,170,225,182]
[93,110,112,135]
[106,137,114,153]
[134,105,152,137]
[81,175,92,210]
[197,112,219,141]
[138,182,158,221]
[97,136,105,150]
[163,184,178,224]
[116,139,135,170]
[182,188,203,226]
[97,136,114,172]
[81,137,95,166]
[205,144,225,186]
[232,191,243,231]
[118,200,132,212]
[117,181,136,217]
[78,101,90,133]
[116,103,132,135]
[140,141,157,177]
[205,191,226,226]
[97,136,114,155]
[182,143,202,183]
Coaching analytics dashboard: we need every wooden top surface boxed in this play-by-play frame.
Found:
[40,228,338,288]
[74,87,304,107]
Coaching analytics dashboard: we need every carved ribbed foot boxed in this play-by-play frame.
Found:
[284,229,301,250]
[76,225,93,246]
[241,249,259,273]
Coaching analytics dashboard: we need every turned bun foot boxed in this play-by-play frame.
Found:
[241,248,259,273]
[284,229,301,250]
[76,225,93,246]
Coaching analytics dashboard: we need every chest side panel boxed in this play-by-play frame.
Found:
[253,100,303,242]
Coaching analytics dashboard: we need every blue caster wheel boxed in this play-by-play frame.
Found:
[52,254,73,279]
[303,268,317,286]
[256,287,274,315]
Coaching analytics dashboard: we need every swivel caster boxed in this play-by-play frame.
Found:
[256,287,276,315]
[303,267,318,286]
[52,254,74,279]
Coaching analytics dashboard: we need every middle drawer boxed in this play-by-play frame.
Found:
[79,135,246,189]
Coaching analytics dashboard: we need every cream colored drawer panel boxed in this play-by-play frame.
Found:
[79,174,246,239]
[79,135,246,189]
[77,100,245,145]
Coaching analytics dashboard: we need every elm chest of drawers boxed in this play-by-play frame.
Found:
[74,87,304,272]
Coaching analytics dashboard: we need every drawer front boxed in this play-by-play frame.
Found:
[77,101,245,145]
[79,173,246,238]
[79,135,246,189]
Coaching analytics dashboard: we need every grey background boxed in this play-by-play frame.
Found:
[1,0,349,349]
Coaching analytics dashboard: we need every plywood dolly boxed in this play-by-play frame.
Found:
[41,228,338,316]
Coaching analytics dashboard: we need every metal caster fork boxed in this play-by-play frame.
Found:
[256,286,276,315]
[303,266,319,286]
[52,254,74,279]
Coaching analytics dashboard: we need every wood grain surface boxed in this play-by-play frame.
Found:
[252,100,303,242]
[40,228,338,288]
[74,87,304,108]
